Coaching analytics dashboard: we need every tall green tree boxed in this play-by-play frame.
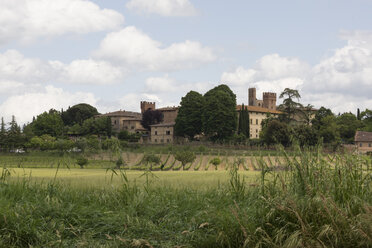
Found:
[278,88,303,123]
[261,119,292,147]
[203,84,237,140]
[61,103,99,126]
[360,109,372,131]
[311,107,334,131]
[32,110,64,137]
[175,91,204,138]
[237,104,250,138]
[0,117,6,149]
[336,112,362,143]
[7,116,23,149]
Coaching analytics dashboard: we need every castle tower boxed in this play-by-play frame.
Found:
[263,92,277,110]
[140,101,155,114]
[248,88,257,106]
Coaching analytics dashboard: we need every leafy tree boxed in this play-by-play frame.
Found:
[175,91,204,138]
[312,107,333,130]
[318,115,340,144]
[55,139,74,153]
[76,156,88,169]
[360,109,372,132]
[261,120,292,147]
[141,109,163,130]
[209,157,221,170]
[29,135,56,150]
[61,103,99,126]
[32,110,64,137]
[174,150,196,170]
[118,130,141,142]
[143,154,161,170]
[292,125,318,147]
[336,113,362,143]
[203,84,237,140]
[81,117,112,136]
[278,88,303,123]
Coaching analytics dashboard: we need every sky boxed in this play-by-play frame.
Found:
[0,0,372,124]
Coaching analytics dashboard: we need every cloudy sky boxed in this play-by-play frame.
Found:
[1,0,372,124]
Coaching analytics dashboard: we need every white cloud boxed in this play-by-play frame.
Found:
[0,50,124,85]
[0,85,98,124]
[51,59,125,85]
[0,0,124,45]
[93,26,216,71]
[126,0,197,17]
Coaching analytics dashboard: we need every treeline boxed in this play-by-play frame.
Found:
[0,103,138,152]
[175,86,372,147]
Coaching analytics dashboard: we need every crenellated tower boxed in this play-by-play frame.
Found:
[263,92,277,110]
[140,101,155,114]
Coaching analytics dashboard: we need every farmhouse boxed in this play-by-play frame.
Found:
[150,122,175,144]
[355,131,372,153]
[98,110,147,134]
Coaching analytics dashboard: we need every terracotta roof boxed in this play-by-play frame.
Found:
[236,105,282,114]
[355,131,372,142]
[98,111,141,118]
[150,122,175,127]
[157,106,179,111]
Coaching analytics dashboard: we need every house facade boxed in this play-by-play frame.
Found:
[150,122,175,144]
[355,131,372,153]
[98,111,147,134]
[237,105,282,139]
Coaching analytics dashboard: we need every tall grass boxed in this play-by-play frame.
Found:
[0,146,371,247]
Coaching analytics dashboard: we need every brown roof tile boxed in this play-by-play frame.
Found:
[355,131,372,142]
[236,105,282,114]
[98,111,141,118]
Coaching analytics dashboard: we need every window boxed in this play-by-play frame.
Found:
[256,134,258,138]
[166,131,171,135]
[131,126,134,129]
[167,139,170,143]
[155,131,158,135]
[154,139,157,143]
[114,120,117,125]
[123,120,125,125]
[369,143,371,147]
[256,129,258,133]
[256,119,258,125]
[250,119,252,124]
[360,143,363,147]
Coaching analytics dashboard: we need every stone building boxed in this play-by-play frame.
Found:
[157,106,179,123]
[237,105,282,139]
[150,122,175,144]
[355,131,372,153]
[248,88,277,110]
[98,111,147,134]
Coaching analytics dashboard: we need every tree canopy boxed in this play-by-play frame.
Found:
[203,84,237,140]
[61,103,99,126]
[175,91,204,138]
[141,109,164,130]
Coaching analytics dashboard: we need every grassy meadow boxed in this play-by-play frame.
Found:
[0,147,371,247]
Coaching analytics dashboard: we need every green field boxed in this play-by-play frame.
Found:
[1,149,371,247]
[4,168,260,189]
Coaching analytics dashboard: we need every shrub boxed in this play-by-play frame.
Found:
[209,157,221,170]
[174,150,196,170]
[76,157,88,169]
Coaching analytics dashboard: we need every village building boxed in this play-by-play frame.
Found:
[98,110,147,134]
[237,105,282,139]
[150,122,175,144]
[355,131,372,153]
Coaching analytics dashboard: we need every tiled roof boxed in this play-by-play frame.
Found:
[157,106,179,111]
[236,105,282,114]
[98,111,141,118]
[355,131,372,142]
[150,122,175,127]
